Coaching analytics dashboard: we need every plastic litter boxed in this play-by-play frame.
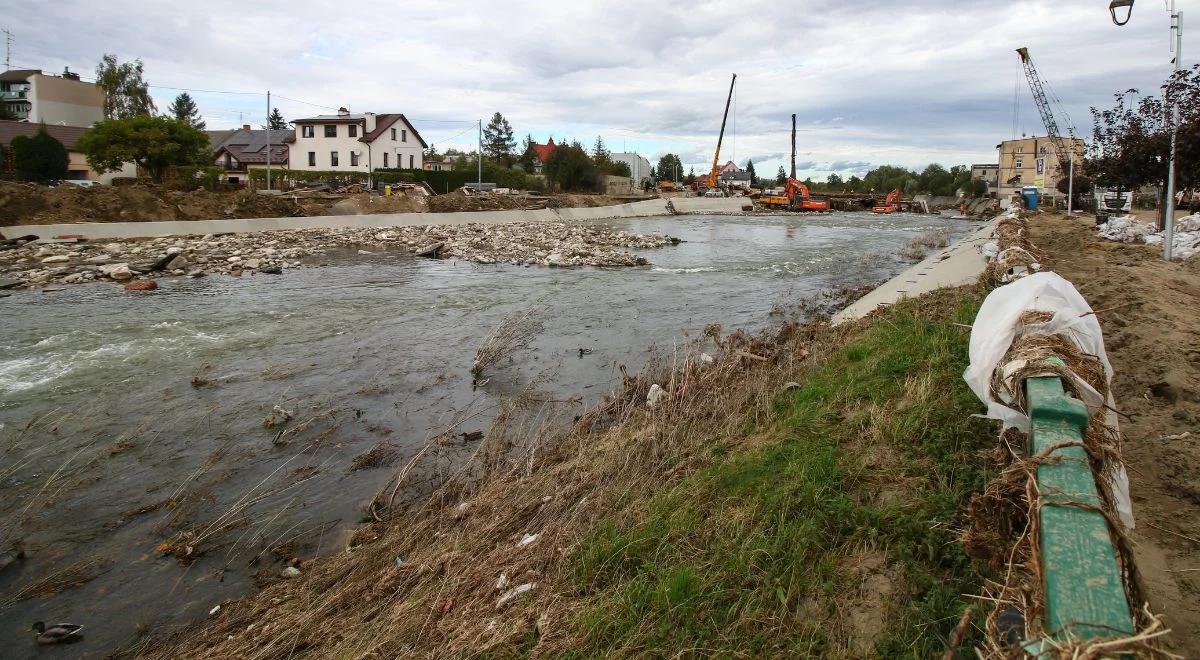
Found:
[496,583,536,609]
[517,533,538,548]
[646,383,666,408]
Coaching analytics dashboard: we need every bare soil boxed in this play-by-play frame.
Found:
[1028,213,1200,657]
[0,182,634,227]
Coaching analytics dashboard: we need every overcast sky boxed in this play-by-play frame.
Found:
[3,0,1186,179]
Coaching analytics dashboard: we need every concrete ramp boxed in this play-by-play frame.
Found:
[833,220,997,324]
[669,197,750,214]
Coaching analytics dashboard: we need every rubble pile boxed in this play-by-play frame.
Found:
[1096,213,1200,260]
[0,222,679,289]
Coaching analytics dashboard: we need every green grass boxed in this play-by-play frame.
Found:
[569,290,995,658]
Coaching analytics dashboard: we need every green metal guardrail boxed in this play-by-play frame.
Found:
[1025,364,1134,644]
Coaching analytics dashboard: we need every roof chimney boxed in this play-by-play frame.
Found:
[61,67,80,81]
[243,124,251,131]
[337,107,350,117]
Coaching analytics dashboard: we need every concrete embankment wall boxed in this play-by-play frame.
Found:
[3,198,691,241]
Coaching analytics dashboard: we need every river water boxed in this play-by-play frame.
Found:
[0,212,972,656]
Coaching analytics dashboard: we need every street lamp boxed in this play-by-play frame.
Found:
[1111,0,1184,260]
[1109,0,1135,26]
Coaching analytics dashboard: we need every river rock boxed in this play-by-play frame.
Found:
[165,254,189,271]
[101,264,134,281]
[85,255,113,265]
[41,255,70,264]
[102,243,124,255]
[546,252,566,267]
[242,258,261,270]
[124,280,158,291]
[258,265,282,275]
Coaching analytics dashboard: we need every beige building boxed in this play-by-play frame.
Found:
[0,120,136,182]
[970,163,999,192]
[1,68,105,127]
[995,135,1085,199]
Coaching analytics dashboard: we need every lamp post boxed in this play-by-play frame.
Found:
[1110,0,1184,260]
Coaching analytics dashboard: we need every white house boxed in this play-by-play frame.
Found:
[611,152,652,188]
[286,108,425,173]
[0,68,104,126]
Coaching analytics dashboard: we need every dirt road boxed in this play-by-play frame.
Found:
[1029,213,1200,656]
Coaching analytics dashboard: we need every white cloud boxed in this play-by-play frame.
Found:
[4,0,1181,177]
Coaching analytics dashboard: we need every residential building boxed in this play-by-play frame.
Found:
[423,159,454,172]
[522,137,557,173]
[970,163,999,191]
[719,169,752,191]
[0,119,135,182]
[611,151,652,188]
[211,125,291,185]
[0,68,104,126]
[286,107,426,173]
[718,160,741,176]
[995,136,1085,199]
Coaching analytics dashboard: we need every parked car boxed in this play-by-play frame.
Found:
[59,179,100,188]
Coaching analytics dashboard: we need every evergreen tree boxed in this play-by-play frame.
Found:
[776,166,787,184]
[264,107,287,130]
[482,112,516,166]
[95,54,155,119]
[10,126,69,182]
[592,135,611,167]
[655,154,683,181]
[518,133,538,171]
[168,92,206,130]
[745,159,758,185]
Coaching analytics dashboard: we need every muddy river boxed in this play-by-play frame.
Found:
[0,212,973,656]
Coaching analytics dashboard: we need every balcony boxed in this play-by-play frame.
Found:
[0,90,28,100]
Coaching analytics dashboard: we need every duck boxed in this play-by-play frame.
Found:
[32,622,83,645]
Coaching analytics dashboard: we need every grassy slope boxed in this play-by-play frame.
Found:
[570,289,995,657]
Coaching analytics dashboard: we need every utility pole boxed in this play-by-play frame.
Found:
[1163,2,1183,260]
[266,90,272,191]
[477,118,482,185]
[790,113,797,179]
[1067,154,1075,216]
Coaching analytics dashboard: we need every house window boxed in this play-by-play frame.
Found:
[302,125,314,138]
[349,124,358,138]
[350,152,359,167]
[1015,159,1023,169]
[331,151,339,167]
[383,152,389,168]
[409,154,414,168]
[308,151,316,167]
[391,128,396,141]
[224,154,232,168]
[324,125,337,137]
[401,130,407,142]
[1015,146,1024,154]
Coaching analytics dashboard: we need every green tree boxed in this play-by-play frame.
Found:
[656,154,683,181]
[79,115,208,183]
[11,126,69,182]
[264,107,287,130]
[592,135,611,167]
[482,112,516,166]
[168,92,205,130]
[827,172,844,189]
[846,175,863,191]
[543,142,597,191]
[517,133,538,171]
[686,167,696,185]
[745,159,758,185]
[95,54,156,119]
[776,166,787,184]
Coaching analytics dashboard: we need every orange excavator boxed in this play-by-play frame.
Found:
[872,188,901,214]
[760,177,830,212]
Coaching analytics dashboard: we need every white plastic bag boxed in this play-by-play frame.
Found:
[963,271,1133,528]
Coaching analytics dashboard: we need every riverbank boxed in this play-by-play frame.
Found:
[143,283,996,658]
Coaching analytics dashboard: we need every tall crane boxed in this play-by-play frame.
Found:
[706,73,737,190]
[1015,47,1075,176]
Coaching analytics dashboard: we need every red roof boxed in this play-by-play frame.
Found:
[531,137,556,162]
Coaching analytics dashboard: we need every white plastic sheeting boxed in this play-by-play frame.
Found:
[1097,214,1200,260]
[963,271,1133,528]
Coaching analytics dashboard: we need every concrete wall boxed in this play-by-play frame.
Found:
[669,196,750,214]
[29,74,104,126]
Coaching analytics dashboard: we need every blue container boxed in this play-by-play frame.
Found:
[1021,186,1040,209]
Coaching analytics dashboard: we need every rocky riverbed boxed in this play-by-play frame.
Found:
[0,222,680,289]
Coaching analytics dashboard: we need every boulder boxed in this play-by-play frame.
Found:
[102,243,124,255]
[124,280,158,291]
[41,255,70,264]
[242,258,261,270]
[85,255,113,265]
[165,254,189,271]
[101,263,134,281]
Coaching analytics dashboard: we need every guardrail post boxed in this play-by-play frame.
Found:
[1025,369,1134,641]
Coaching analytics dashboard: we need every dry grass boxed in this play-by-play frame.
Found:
[472,306,546,378]
[899,230,951,261]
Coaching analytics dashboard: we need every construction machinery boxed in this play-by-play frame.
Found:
[872,188,901,214]
[1016,47,1076,180]
[759,177,830,212]
[704,74,737,191]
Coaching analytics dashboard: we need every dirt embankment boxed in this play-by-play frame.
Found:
[1029,214,1200,657]
[0,182,637,227]
[0,182,311,226]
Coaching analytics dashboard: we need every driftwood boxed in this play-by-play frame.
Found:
[415,242,445,258]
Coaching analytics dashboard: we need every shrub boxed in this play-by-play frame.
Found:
[11,127,69,182]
